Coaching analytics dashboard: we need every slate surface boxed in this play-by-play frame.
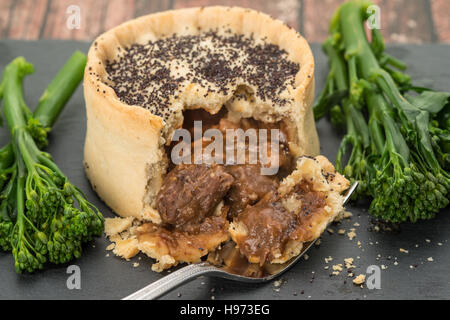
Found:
[0,40,449,300]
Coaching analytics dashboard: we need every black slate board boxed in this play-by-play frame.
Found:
[0,40,449,300]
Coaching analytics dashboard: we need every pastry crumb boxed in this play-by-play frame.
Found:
[325,256,333,263]
[347,229,356,240]
[353,274,365,285]
[332,264,343,272]
[334,210,352,222]
[344,258,355,269]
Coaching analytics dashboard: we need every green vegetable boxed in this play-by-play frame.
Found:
[320,38,370,199]
[0,73,4,126]
[0,54,104,273]
[314,0,450,223]
[0,51,87,170]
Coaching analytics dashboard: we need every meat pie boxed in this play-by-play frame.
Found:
[85,6,349,272]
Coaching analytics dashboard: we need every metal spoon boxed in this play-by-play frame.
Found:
[123,182,358,300]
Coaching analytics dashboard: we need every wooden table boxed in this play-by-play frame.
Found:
[0,0,449,44]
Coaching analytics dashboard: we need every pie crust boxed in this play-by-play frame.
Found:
[83,6,318,222]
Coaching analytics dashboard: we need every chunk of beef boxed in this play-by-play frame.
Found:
[236,192,298,264]
[156,164,234,228]
[225,165,279,218]
[232,182,327,265]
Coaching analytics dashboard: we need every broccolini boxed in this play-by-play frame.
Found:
[0,53,104,272]
[314,0,450,222]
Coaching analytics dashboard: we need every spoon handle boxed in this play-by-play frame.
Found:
[122,262,221,300]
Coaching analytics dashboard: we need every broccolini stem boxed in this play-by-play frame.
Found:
[320,37,371,197]
[337,2,411,160]
[33,51,87,128]
[374,70,447,176]
[0,73,4,99]
[0,144,14,171]
[0,52,87,170]
[12,138,27,272]
[2,58,33,132]
[379,53,408,71]
[0,73,4,126]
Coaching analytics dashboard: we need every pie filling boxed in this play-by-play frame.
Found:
[134,108,343,271]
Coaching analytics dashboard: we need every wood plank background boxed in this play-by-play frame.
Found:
[0,0,449,43]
